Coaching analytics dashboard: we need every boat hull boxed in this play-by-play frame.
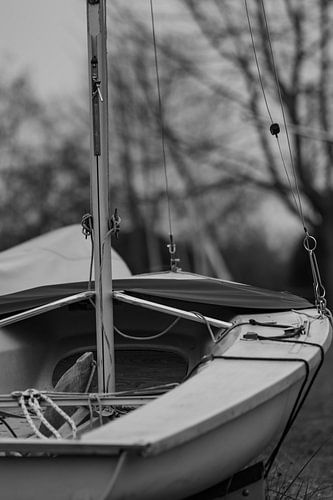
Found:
[0,381,301,500]
[0,292,330,499]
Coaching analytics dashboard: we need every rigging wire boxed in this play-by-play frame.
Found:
[258,0,307,230]
[244,0,328,314]
[244,0,273,124]
[243,0,332,476]
[149,0,179,270]
[243,0,304,227]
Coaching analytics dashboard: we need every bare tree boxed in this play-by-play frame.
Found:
[106,3,240,277]
[181,0,333,302]
[0,74,90,249]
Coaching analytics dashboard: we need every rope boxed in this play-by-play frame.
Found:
[0,417,17,438]
[183,336,323,478]
[13,389,77,440]
[263,339,324,476]
[95,393,104,426]
[97,451,127,500]
[6,383,177,438]
[215,317,300,345]
[88,396,94,429]
[81,213,94,239]
[114,316,180,341]
[16,390,58,440]
[85,360,97,393]
[110,208,121,240]
[81,213,95,289]
[87,393,104,426]
[190,311,217,343]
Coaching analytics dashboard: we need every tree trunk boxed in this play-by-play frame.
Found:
[319,210,333,310]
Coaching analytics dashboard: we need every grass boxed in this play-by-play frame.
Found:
[263,343,333,499]
[266,457,333,499]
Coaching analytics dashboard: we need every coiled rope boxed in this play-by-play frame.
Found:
[12,389,77,440]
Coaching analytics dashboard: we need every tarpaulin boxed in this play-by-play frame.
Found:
[0,272,312,316]
[0,225,131,296]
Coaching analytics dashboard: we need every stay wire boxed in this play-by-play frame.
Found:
[245,0,330,313]
[244,0,273,124]
[244,0,305,229]
[149,0,175,246]
[258,0,306,229]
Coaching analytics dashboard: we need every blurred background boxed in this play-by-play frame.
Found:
[0,0,332,304]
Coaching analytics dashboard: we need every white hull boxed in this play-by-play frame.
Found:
[0,388,299,500]
[0,300,329,499]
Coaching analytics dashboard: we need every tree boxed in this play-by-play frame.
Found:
[0,73,90,250]
[105,2,243,277]
[182,0,333,303]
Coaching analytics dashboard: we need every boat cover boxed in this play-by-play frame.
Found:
[0,272,312,316]
[0,225,131,296]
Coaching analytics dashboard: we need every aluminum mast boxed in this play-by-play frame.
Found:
[86,0,115,392]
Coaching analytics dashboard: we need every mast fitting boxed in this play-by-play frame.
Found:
[167,234,181,272]
[270,123,280,137]
[110,208,121,240]
[90,55,102,156]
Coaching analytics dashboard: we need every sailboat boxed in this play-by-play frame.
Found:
[0,1,330,499]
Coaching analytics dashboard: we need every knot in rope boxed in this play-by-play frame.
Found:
[81,213,94,239]
[110,208,121,239]
[12,389,77,440]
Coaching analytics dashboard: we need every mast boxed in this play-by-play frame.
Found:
[86,0,115,393]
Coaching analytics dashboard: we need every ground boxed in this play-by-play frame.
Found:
[266,344,333,499]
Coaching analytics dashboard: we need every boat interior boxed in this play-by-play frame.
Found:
[0,295,237,395]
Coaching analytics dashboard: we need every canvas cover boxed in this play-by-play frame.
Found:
[0,225,131,296]
[0,271,312,316]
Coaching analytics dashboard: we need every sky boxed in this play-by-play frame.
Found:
[0,0,86,101]
[0,0,301,253]
[0,0,188,102]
